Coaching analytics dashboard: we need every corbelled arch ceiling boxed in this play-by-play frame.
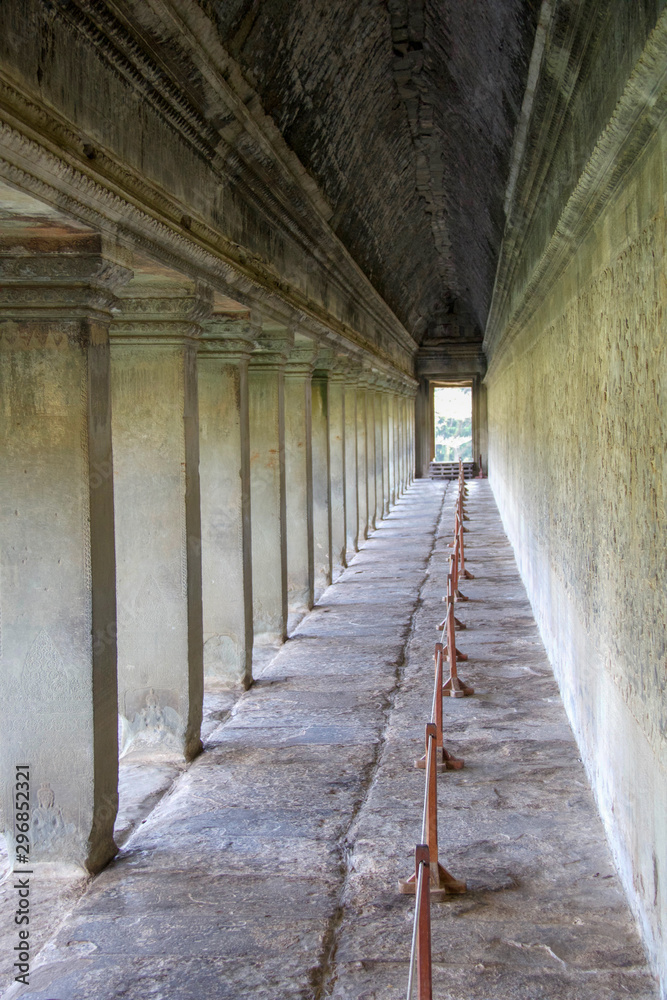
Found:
[196,0,540,343]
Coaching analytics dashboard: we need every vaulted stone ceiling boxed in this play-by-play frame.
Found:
[197,0,540,342]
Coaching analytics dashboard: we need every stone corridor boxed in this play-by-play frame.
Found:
[2,481,657,1000]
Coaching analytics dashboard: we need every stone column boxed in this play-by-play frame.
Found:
[364,374,378,533]
[284,338,318,623]
[311,358,332,600]
[198,317,254,689]
[110,277,211,762]
[393,388,402,498]
[248,326,293,651]
[398,386,407,493]
[472,374,488,475]
[381,385,391,515]
[327,361,347,579]
[395,390,404,496]
[344,367,359,561]
[386,386,396,509]
[400,393,408,490]
[408,391,416,483]
[415,377,431,477]
[0,233,131,872]
[373,378,385,524]
[356,371,369,543]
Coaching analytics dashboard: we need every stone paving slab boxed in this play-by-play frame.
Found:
[3,480,659,1000]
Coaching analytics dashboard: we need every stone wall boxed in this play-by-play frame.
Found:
[485,10,667,992]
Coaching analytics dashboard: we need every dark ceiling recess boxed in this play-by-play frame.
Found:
[201,0,539,344]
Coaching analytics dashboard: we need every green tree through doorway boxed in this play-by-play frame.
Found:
[434,387,472,461]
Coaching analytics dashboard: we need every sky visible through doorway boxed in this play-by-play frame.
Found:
[434,386,472,461]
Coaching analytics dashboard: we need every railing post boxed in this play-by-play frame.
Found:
[415,844,432,1000]
[443,572,474,697]
[458,512,474,581]
[415,646,464,771]
[400,726,467,899]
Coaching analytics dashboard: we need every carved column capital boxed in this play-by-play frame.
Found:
[248,324,294,370]
[0,232,132,342]
[284,339,320,379]
[311,346,336,379]
[199,316,255,362]
[110,276,213,346]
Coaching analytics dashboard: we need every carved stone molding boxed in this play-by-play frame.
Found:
[0,234,132,338]
[248,327,294,371]
[284,340,320,380]
[199,316,255,362]
[110,277,213,345]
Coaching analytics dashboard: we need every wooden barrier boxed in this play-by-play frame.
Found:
[415,644,464,771]
[442,573,474,697]
[399,725,467,900]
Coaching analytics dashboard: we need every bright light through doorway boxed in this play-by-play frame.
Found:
[434,386,472,461]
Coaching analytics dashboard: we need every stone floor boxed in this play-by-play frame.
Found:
[1,480,659,999]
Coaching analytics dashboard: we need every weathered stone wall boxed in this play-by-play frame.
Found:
[486,88,667,996]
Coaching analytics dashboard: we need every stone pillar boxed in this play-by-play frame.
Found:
[248,327,293,650]
[110,277,211,762]
[387,387,396,508]
[364,375,378,532]
[393,388,402,498]
[284,339,318,623]
[198,317,254,689]
[327,361,347,579]
[415,377,431,478]
[311,361,332,599]
[401,393,408,489]
[356,372,369,543]
[373,379,385,524]
[472,374,489,475]
[396,390,404,496]
[408,390,416,483]
[344,366,359,561]
[402,389,413,487]
[0,233,131,872]
[381,385,392,515]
